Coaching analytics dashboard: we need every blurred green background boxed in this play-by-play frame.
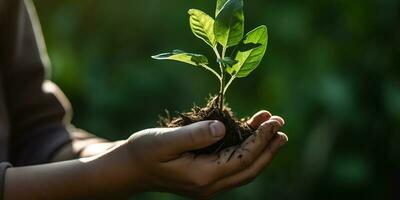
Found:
[34,0,399,199]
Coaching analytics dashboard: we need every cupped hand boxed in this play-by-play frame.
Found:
[121,110,288,199]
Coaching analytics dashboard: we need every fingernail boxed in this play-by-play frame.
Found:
[210,121,224,137]
[271,116,285,126]
[280,134,288,146]
[280,117,285,125]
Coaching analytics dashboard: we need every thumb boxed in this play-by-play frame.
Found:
[161,120,226,155]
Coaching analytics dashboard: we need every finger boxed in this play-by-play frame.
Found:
[270,116,285,126]
[217,120,279,164]
[208,119,282,180]
[246,110,272,129]
[206,132,288,195]
[159,120,226,155]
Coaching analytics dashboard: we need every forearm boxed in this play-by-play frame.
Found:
[80,140,125,158]
[4,160,93,200]
[4,142,140,200]
[51,138,125,162]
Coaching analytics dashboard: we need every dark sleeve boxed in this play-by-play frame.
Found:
[3,0,106,166]
[0,162,12,200]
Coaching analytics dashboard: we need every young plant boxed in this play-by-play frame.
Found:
[152,0,268,111]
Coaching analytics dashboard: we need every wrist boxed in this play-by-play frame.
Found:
[82,141,148,197]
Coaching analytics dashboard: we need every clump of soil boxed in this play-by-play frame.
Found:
[159,95,255,154]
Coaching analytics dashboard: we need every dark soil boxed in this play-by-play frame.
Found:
[159,95,255,154]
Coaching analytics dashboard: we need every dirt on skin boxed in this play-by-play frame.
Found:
[159,95,255,154]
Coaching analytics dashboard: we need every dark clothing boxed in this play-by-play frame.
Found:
[0,162,10,198]
[0,0,102,197]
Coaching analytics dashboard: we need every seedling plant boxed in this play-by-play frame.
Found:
[152,0,268,153]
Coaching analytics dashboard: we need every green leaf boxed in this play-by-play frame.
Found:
[152,50,209,66]
[228,25,268,77]
[188,9,216,47]
[216,0,229,17]
[217,57,238,67]
[235,42,262,52]
[214,0,244,48]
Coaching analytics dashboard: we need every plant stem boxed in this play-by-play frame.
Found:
[213,47,223,75]
[213,46,225,111]
[223,74,236,94]
[219,47,227,111]
[218,62,224,110]
[200,64,222,80]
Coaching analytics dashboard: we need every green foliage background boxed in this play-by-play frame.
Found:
[35,0,399,199]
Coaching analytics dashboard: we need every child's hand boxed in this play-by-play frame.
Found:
[114,110,287,198]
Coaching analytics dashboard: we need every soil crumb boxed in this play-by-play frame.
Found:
[159,95,255,154]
